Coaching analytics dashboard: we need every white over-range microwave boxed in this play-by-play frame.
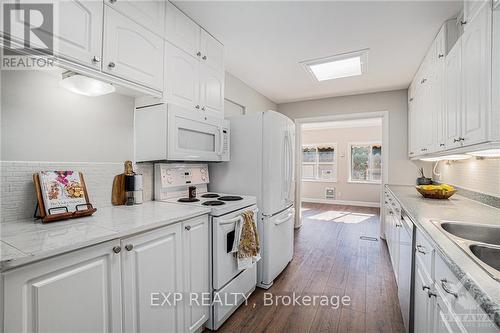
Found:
[135,103,230,162]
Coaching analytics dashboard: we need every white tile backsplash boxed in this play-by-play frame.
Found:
[0,161,124,223]
[433,158,500,198]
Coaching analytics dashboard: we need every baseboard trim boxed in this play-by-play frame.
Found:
[301,197,380,208]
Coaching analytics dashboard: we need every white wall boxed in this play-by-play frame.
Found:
[224,72,277,114]
[301,125,382,204]
[1,70,135,162]
[278,89,419,186]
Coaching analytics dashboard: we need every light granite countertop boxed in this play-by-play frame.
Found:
[386,185,500,329]
[0,201,211,271]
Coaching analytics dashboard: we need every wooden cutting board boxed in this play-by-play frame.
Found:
[112,161,133,205]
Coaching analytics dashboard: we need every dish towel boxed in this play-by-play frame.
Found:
[231,210,261,270]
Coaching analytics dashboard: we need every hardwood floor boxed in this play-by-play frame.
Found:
[215,203,405,333]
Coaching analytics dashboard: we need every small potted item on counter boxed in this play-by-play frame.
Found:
[416,167,432,185]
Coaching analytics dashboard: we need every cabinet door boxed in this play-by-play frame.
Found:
[461,4,491,146]
[3,240,122,333]
[55,0,103,68]
[434,27,447,151]
[445,39,463,149]
[165,1,201,58]
[121,223,184,333]
[414,260,432,333]
[432,293,467,333]
[200,65,225,119]
[183,216,210,333]
[408,93,417,157]
[106,0,165,36]
[103,7,164,90]
[164,41,200,111]
[200,29,224,73]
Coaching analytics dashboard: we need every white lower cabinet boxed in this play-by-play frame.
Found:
[121,223,184,333]
[412,229,498,333]
[3,240,123,333]
[182,217,210,333]
[2,215,210,333]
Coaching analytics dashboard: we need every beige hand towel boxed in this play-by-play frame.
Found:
[232,210,260,270]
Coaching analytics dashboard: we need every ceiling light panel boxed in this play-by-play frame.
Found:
[301,49,368,82]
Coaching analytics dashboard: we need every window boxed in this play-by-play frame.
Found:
[348,142,382,183]
[301,144,337,182]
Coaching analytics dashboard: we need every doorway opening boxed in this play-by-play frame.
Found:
[294,111,389,237]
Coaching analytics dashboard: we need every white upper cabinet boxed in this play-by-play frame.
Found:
[121,223,184,333]
[200,65,225,118]
[165,1,201,58]
[461,3,491,146]
[105,0,165,36]
[103,7,164,90]
[3,240,122,333]
[200,30,225,73]
[444,40,463,149]
[164,41,200,111]
[54,0,104,69]
[182,216,210,333]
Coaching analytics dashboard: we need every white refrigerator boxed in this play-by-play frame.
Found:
[209,111,295,289]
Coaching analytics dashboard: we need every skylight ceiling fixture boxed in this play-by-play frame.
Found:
[301,49,369,82]
[59,71,115,97]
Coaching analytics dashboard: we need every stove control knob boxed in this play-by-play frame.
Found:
[201,176,206,181]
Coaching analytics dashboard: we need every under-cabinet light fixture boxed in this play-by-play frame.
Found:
[59,71,115,97]
[420,154,472,162]
[467,149,500,157]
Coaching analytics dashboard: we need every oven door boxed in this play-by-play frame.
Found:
[167,104,227,161]
[212,205,258,290]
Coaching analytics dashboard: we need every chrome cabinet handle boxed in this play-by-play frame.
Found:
[125,244,133,251]
[453,138,460,143]
[396,224,402,228]
[459,137,465,141]
[195,105,200,109]
[441,279,458,298]
[421,78,427,84]
[112,246,121,254]
[460,20,467,25]
[202,55,207,60]
[201,106,206,111]
[416,244,427,255]
[428,291,437,298]
[420,148,428,152]
[409,98,414,102]
[108,62,115,68]
[109,0,117,3]
[422,285,430,291]
[438,54,444,58]
[196,51,201,57]
[185,225,191,231]
[440,143,445,147]
[91,56,101,63]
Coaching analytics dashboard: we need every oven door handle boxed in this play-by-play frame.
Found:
[218,208,259,226]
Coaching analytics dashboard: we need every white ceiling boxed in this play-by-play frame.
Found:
[173,1,461,104]
[302,117,382,130]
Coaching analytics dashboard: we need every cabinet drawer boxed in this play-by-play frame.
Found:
[415,228,434,280]
[434,253,488,325]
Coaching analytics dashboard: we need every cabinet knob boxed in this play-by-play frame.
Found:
[109,0,117,3]
[185,225,191,231]
[439,143,445,147]
[196,51,202,57]
[195,104,200,109]
[409,98,414,102]
[112,246,121,254]
[201,106,206,111]
[421,78,427,84]
[459,137,465,142]
[108,62,115,69]
[460,20,467,26]
[438,54,444,58]
[91,56,101,63]
[125,244,134,251]
[202,55,207,60]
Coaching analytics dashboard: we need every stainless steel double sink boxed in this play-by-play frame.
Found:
[433,221,500,281]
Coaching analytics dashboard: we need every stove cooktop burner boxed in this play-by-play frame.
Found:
[177,198,200,203]
[201,193,220,198]
[202,200,225,206]
[218,196,243,201]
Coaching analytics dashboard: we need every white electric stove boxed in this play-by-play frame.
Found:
[154,163,258,330]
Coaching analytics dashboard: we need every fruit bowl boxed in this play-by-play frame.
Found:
[416,184,456,199]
